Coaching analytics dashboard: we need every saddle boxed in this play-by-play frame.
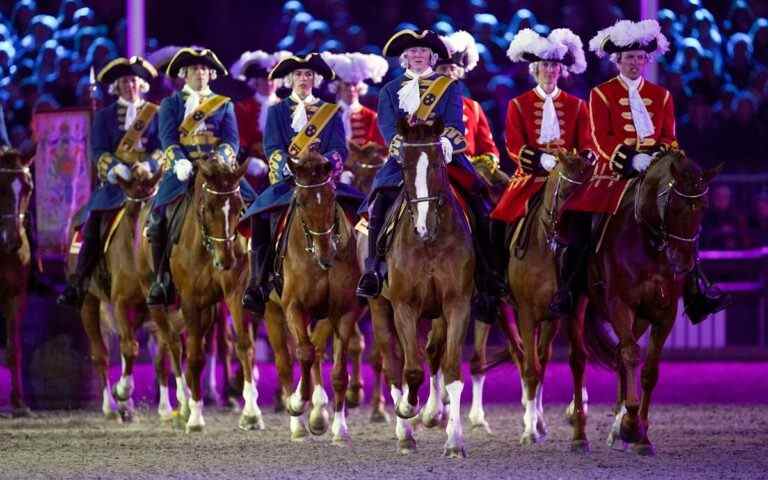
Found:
[509,187,545,260]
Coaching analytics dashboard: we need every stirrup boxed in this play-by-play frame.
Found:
[548,289,574,317]
[356,271,382,299]
[146,280,171,307]
[56,284,84,308]
[242,284,269,315]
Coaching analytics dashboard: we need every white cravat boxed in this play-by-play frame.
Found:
[117,97,144,131]
[290,92,317,133]
[338,99,361,141]
[182,84,212,134]
[535,85,561,144]
[620,74,655,140]
[398,68,433,116]
[255,92,278,133]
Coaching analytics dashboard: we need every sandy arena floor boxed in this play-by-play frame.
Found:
[0,403,766,480]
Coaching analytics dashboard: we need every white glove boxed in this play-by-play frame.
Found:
[247,157,268,177]
[631,153,653,172]
[282,162,292,177]
[540,153,557,172]
[340,170,354,185]
[174,158,193,181]
[107,163,131,184]
[440,136,454,163]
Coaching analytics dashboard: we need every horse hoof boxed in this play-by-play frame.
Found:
[185,424,204,434]
[443,446,467,459]
[369,407,390,424]
[104,411,120,421]
[118,409,134,424]
[570,439,591,454]
[11,406,32,418]
[619,421,644,444]
[395,400,418,420]
[632,443,656,456]
[470,419,493,435]
[607,432,628,451]
[397,437,417,454]
[332,433,351,447]
[346,385,364,409]
[159,412,174,423]
[238,414,265,431]
[519,432,540,446]
[536,420,548,439]
[308,408,329,436]
[111,385,130,403]
[421,412,443,429]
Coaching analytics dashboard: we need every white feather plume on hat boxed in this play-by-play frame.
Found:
[230,50,293,80]
[507,28,586,74]
[440,30,480,72]
[589,19,670,58]
[321,52,389,84]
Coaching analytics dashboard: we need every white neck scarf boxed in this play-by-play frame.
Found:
[117,96,144,131]
[182,84,212,134]
[398,68,433,116]
[620,74,655,140]
[289,92,317,133]
[338,99,361,141]
[535,85,561,144]
[254,92,278,133]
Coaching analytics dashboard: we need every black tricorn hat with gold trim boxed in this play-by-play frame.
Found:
[382,29,449,59]
[166,47,228,78]
[268,53,335,81]
[97,56,158,84]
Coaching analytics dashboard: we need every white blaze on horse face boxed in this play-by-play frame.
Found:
[11,178,22,211]
[222,198,231,238]
[414,152,430,238]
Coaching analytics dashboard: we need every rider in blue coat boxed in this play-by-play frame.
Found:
[240,53,364,315]
[146,47,256,306]
[355,29,507,310]
[58,56,162,306]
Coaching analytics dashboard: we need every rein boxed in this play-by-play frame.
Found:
[198,182,241,252]
[293,174,341,255]
[545,169,586,250]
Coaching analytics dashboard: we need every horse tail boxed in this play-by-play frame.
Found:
[582,301,620,371]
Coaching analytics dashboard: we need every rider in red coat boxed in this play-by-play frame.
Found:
[564,19,729,323]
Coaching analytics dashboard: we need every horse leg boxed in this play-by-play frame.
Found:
[565,296,590,453]
[202,314,222,408]
[370,297,413,452]
[285,304,313,418]
[345,323,365,409]
[264,299,293,414]
[468,319,492,433]
[607,303,644,447]
[226,294,264,431]
[330,311,357,445]
[518,304,543,445]
[422,316,446,428]
[182,304,208,433]
[392,303,422,420]
[307,319,330,436]
[369,340,390,424]
[79,293,117,419]
[151,331,173,422]
[533,315,561,440]
[441,298,471,459]
[113,301,139,422]
[149,307,188,421]
[633,317,674,456]
[2,294,29,416]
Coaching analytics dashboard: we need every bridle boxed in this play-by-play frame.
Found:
[294,174,340,255]
[545,168,586,250]
[399,141,446,229]
[198,182,241,253]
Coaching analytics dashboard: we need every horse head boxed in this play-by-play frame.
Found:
[0,149,33,254]
[397,117,448,243]
[643,150,721,274]
[346,141,386,193]
[115,161,164,205]
[196,154,249,271]
[290,150,338,270]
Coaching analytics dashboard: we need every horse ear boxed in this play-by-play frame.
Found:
[198,158,213,178]
[396,117,410,137]
[148,165,164,188]
[703,163,723,183]
[234,157,250,180]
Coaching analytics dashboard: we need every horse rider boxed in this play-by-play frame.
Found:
[58,56,162,307]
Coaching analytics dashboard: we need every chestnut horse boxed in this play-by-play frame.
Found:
[584,151,720,455]
[0,149,33,416]
[505,150,594,448]
[148,156,262,433]
[271,151,362,445]
[74,162,172,422]
[369,119,474,457]
[345,141,386,194]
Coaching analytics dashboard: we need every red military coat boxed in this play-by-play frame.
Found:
[346,103,385,147]
[566,76,678,214]
[235,96,277,159]
[491,88,594,223]
[463,96,499,162]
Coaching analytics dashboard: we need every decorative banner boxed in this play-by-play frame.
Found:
[32,109,92,259]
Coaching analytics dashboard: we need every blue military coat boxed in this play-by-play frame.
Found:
[0,106,9,147]
[77,100,161,226]
[154,89,256,208]
[240,95,363,221]
[362,71,481,212]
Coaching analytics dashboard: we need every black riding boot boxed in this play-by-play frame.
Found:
[683,262,731,325]
[469,196,509,298]
[242,214,273,316]
[146,206,173,306]
[548,212,592,317]
[356,191,393,299]
[57,211,103,307]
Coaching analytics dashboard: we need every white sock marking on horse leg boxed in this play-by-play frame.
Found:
[187,398,205,429]
[422,372,444,424]
[116,356,134,399]
[242,380,261,417]
[175,375,189,410]
[290,412,308,438]
[289,378,305,412]
[521,383,538,439]
[102,385,117,415]
[469,374,487,425]
[520,378,526,407]
[312,384,329,407]
[331,408,349,440]
[158,385,172,418]
[608,403,628,449]
[390,386,414,441]
[444,381,465,451]
[414,152,430,238]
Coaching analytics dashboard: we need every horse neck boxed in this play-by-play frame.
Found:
[181,174,207,254]
[636,156,673,226]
